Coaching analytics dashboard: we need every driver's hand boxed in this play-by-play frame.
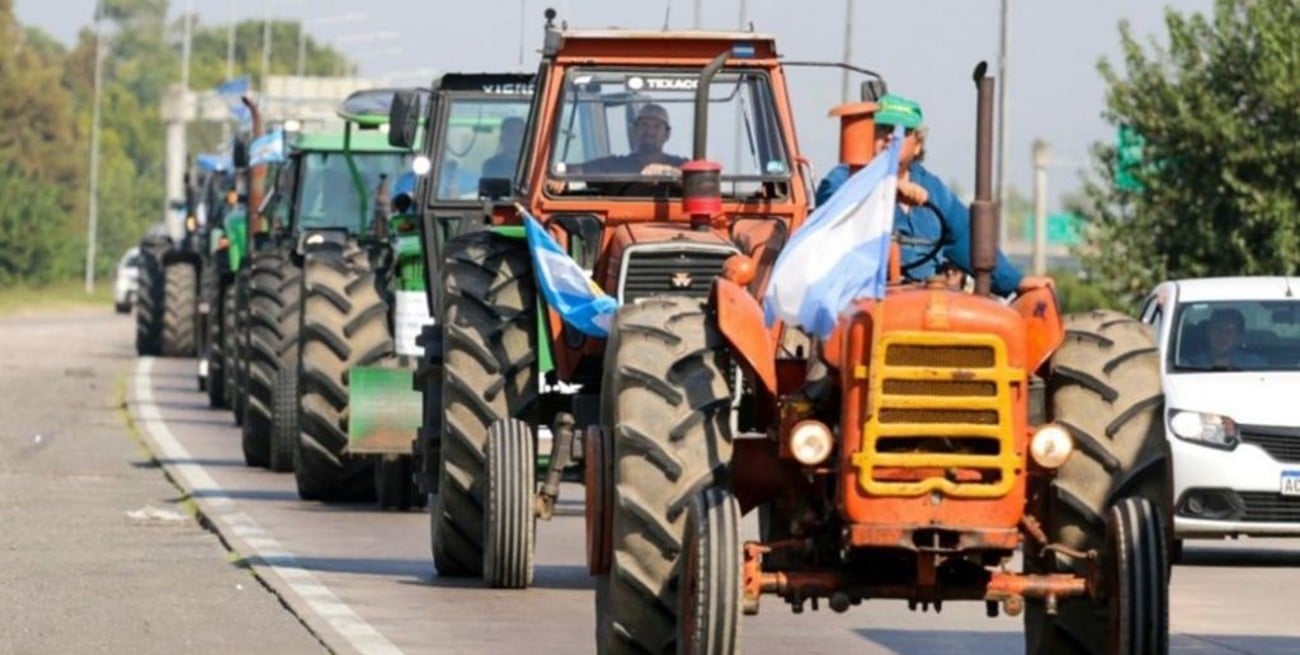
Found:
[897,180,928,206]
[1016,276,1055,293]
[640,163,681,178]
[545,178,567,194]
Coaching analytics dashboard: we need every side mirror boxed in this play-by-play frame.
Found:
[232,137,249,168]
[478,177,512,200]
[860,79,888,103]
[388,90,420,149]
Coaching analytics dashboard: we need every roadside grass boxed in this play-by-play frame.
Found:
[0,279,117,316]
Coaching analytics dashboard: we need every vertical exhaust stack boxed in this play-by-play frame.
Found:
[682,51,729,230]
[970,62,998,297]
[241,95,265,237]
[828,102,880,173]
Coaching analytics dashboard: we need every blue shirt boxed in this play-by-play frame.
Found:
[814,163,1024,297]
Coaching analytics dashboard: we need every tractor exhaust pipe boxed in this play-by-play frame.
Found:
[682,51,730,230]
[241,95,265,237]
[970,62,998,297]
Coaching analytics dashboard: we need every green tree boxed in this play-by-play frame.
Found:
[1075,0,1300,311]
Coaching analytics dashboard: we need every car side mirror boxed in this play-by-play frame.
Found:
[388,90,420,149]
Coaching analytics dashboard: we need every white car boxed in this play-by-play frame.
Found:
[1140,277,1300,548]
[114,247,140,314]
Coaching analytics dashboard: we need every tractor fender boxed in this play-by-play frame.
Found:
[1010,285,1065,374]
[711,277,777,397]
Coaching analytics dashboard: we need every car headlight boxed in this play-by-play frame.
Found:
[1167,409,1239,450]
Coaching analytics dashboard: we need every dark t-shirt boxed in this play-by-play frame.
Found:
[579,152,687,174]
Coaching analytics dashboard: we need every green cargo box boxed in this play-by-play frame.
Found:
[347,366,421,455]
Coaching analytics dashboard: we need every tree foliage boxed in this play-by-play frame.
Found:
[0,0,352,287]
[1075,0,1300,310]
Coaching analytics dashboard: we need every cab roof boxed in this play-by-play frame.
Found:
[289,130,406,154]
[1170,276,1300,303]
[546,28,779,60]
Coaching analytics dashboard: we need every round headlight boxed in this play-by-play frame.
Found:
[789,420,834,466]
[1030,424,1074,469]
[1168,411,1204,440]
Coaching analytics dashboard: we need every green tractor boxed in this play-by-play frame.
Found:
[192,154,245,407]
[237,91,414,504]
[135,172,204,359]
[349,74,540,511]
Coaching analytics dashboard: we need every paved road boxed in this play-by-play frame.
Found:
[0,310,326,655]
[9,308,1300,654]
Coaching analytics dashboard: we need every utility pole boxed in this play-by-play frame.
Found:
[693,0,702,28]
[840,0,854,103]
[1031,139,1050,276]
[261,10,272,97]
[222,0,237,144]
[996,0,1010,244]
[519,0,526,65]
[85,2,106,294]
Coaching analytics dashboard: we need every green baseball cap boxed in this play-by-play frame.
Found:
[875,94,923,129]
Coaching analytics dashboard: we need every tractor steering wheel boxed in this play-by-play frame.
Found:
[898,201,951,276]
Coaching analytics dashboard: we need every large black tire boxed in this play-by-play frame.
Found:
[221,278,238,409]
[600,297,734,655]
[484,419,536,589]
[205,282,227,408]
[1024,310,1171,655]
[415,323,443,501]
[1106,497,1169,655]
[432,232,538,578]
[231,268,251,426]
[679,486,742,655]
[161,262,197,357]
[295,245,391,501]
[269,368,298,472]
[243,251,301,468]
[376,455,423,511]
[135,247,165,356]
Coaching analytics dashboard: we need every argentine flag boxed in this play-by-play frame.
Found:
[523,213,619,338]
[763,127,903,338]
[216,75,252,126]
[249,128,286,166]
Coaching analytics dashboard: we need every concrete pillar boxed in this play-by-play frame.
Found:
[162,84,188,241]
[1031,139,1050,276]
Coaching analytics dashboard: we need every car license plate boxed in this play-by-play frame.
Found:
[1281,471,1300,496]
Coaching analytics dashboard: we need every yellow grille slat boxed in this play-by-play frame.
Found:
[858,330,1023,499]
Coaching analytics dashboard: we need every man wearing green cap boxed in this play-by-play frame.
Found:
[815,93,1030,297]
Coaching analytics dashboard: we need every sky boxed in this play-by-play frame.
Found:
[15,0,1214,212]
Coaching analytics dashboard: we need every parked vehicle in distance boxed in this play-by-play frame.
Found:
[1141,276,1300,556]
[114,246,140,313]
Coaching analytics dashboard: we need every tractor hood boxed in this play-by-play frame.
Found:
[601,223,739,303]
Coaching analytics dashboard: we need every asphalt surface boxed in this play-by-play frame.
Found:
[8,307,1300,654]
[0,310,326,655]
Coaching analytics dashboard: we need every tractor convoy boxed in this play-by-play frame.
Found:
[132,9,1172,655]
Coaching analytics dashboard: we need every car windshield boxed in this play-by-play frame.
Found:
[296,151,409,230]
[434,97,532,200]
[547,68,789,197]
[1170,300,1300,372]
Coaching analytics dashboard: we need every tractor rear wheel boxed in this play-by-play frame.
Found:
[678,486,742,655]
[295,245,391,502]
[135,247,165,356]
[431,232,537,578]
[1024,310,1171,655]
[221,279,238,409]
[161,262,197,357]
[484,419,536,588]
[600,297,734,655]
[243,251,300,468]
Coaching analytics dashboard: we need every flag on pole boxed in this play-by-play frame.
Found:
[522,211,618,338]
[248,128,285,166]
[762,127,903,338]
[216,75,252,126]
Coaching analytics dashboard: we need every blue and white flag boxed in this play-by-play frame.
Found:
[523,212,618,338]
[248,128,285,166]
[762,127,903,338]
[216,75,252,126]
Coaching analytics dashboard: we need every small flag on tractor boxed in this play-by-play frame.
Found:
[216,75,252,127]
[522,210,618,338]
[762,126,903,338]
[248,128,286,166]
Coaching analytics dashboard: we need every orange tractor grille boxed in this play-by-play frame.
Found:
[852,332,1021,499]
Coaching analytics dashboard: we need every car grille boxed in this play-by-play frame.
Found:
[1239,424,1300,463]
[1237,492,1300,522]
[852,332,1021,499]
[617,245,736,304]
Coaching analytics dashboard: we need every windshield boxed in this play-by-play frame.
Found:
[434,98,532,200]
[296,151,409,230]
[1170,300,1300,372]
[547,68,789,197]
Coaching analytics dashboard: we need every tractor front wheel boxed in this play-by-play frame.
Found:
[135,247,165,356]
[678,486,742,655]
[161,262,197,357]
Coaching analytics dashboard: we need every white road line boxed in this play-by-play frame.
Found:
[132,357,404,655]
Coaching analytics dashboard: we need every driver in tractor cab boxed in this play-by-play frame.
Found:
[815,93,1040,298]
[569,103,687,177]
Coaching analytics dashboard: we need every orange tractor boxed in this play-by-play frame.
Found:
[422,11,1170,655]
